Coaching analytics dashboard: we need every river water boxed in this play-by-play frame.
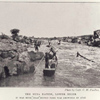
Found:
[0,41,100,87]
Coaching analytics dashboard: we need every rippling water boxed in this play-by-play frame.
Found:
[0,41,100,87]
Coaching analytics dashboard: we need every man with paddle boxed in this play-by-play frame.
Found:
[45,46,58,68]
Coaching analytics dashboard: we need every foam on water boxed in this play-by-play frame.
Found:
[0,41,100,87]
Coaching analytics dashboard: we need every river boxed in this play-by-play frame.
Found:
[0,41,100,87]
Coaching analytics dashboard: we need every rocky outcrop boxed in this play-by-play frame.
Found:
[28,51,44,61]
[0,38,44,79]
[0,60,35,78]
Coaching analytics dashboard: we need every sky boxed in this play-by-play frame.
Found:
[0,2,100,37]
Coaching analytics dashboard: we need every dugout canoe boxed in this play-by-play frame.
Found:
[43,68,56,76]
[43,60,58,76]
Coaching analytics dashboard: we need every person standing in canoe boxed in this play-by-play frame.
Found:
[58,40,61,45]
[45,52,49,68]
[45,46,58,68]
[49,47,57,60]
[49,47,58,68]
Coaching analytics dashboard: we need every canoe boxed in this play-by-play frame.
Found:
[43,68,55,76]
[43,60,58,76]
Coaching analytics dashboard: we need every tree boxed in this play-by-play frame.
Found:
[10,29,20,36]
[10,29,20,41]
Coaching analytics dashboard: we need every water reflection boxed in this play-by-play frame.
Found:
[42,75,55,87]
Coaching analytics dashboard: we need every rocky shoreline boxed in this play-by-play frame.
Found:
[0,37,44,79]
[0,29,100,80]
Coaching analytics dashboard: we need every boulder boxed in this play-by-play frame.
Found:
[0,39,17,51]
[18,51,30,63]
[3,51,36,76]
[7,61,17,75]
[29,64,35,73]
[17,62,35,74]
[1,51,9,58]
[11,67,17,75]
[16,61,25,75]
[23,64,30,74]
[7,61,35,75]
[8,51,16,58]
[28,51,44,61]
[0,50,17,59]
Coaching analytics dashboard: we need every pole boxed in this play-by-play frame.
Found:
[36,56,44,68]
[77,52,95,63]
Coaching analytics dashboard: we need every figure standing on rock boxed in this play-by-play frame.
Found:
[58,40,61,45]
[48,41,51,46]
[46,40,51,47]
[34,40,39,52]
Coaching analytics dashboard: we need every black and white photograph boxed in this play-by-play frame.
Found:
[0,1,100,89]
